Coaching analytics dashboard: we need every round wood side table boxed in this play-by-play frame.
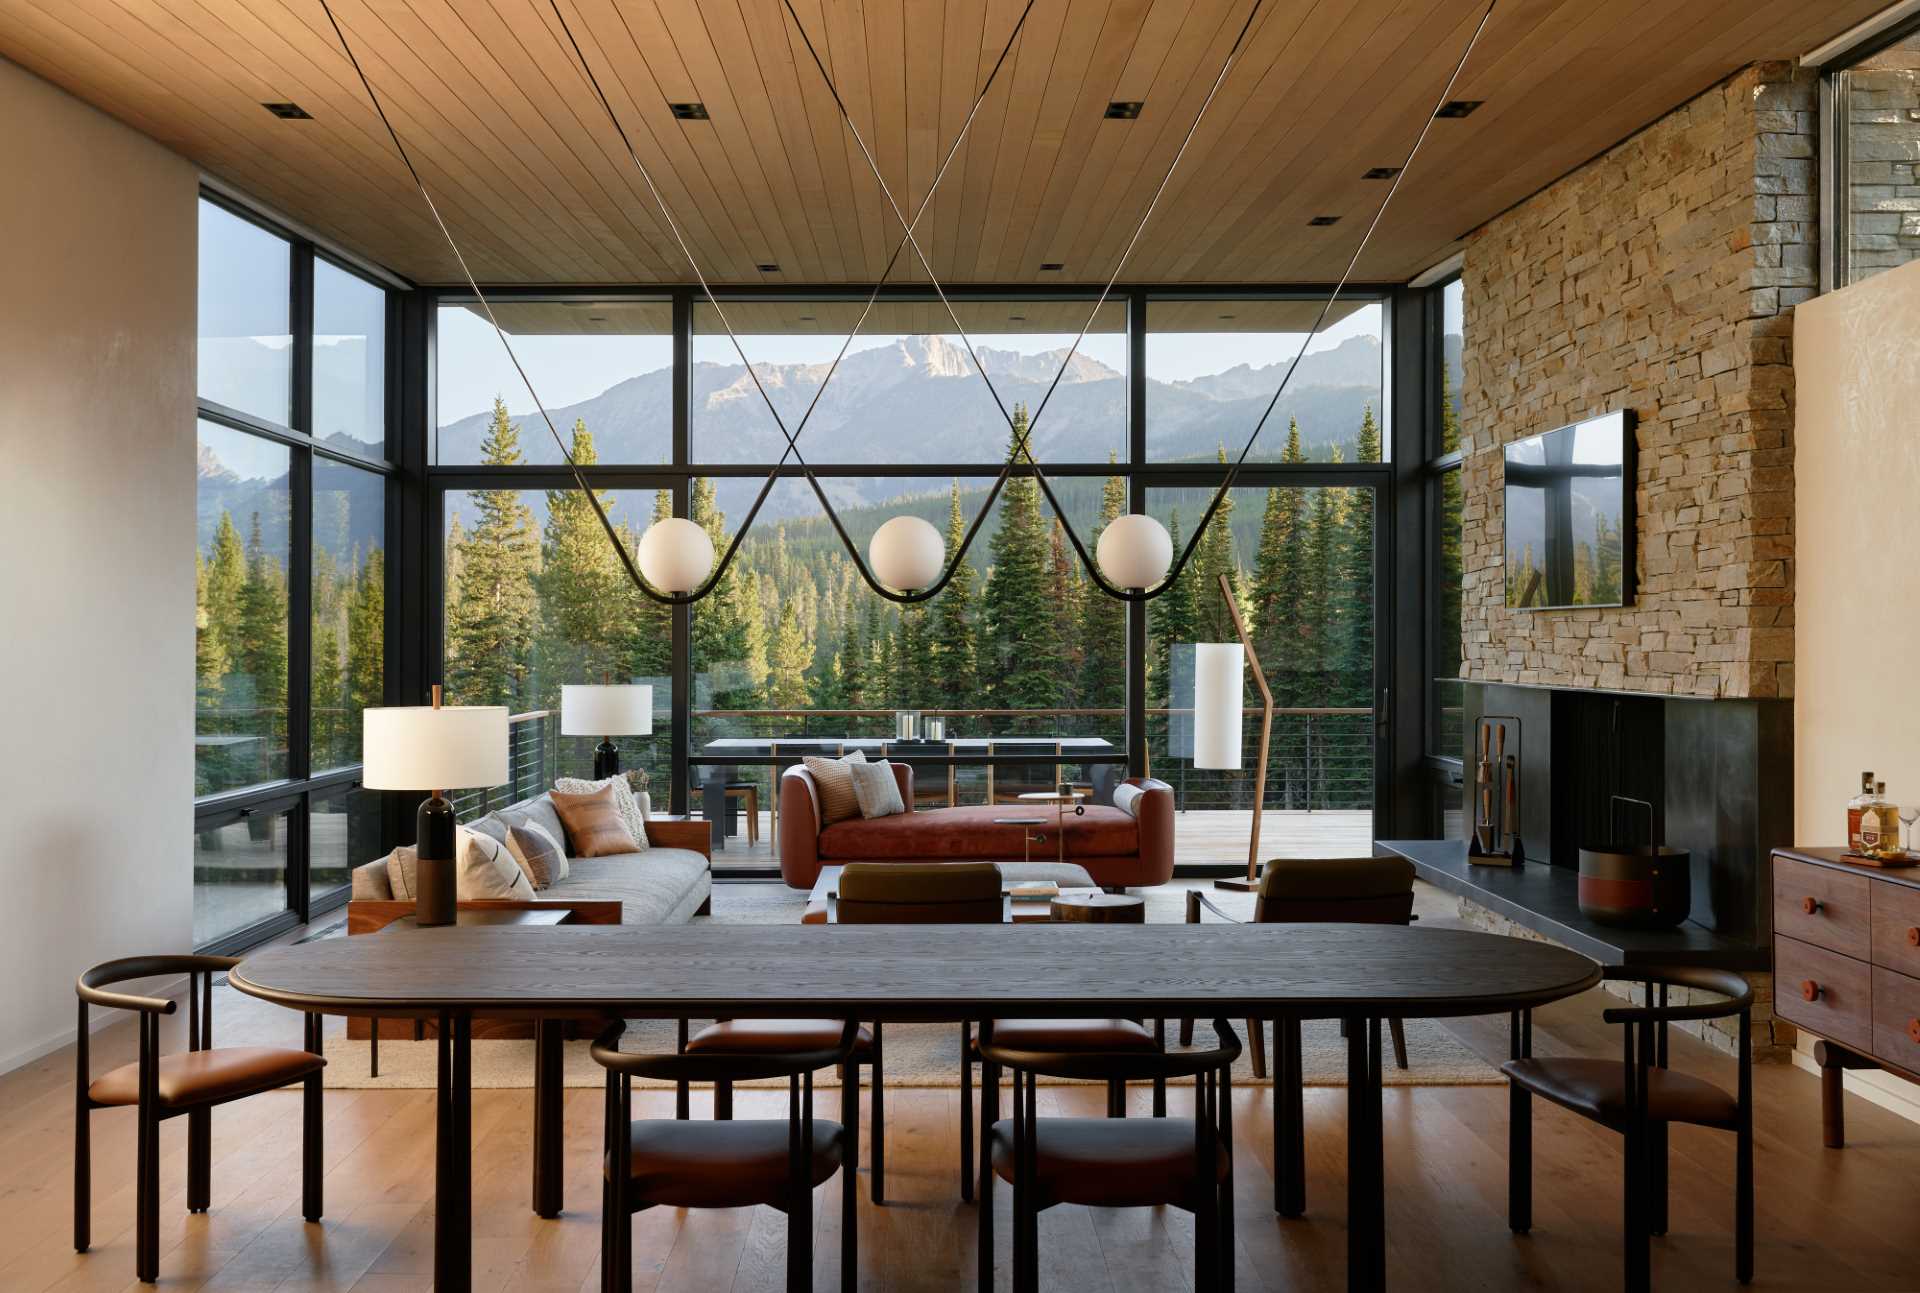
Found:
[1049,892,1146,923]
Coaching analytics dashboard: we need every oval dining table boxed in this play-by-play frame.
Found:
[230,920,1599,1292]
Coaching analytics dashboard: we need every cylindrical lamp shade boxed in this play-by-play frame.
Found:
[869,515,945,590]
[637,517,715,593]
[362,706,510,791]
[1096,513,1174,589]
[561,683,654,737]
[1192,643,1245,770]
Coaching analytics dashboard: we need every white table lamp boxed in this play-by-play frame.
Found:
[363,687,509,925]
[561,683,653,778]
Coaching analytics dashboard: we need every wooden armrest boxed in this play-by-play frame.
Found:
[1186,890,1246,924]
[642,818,713,859]
[346,897,623,934]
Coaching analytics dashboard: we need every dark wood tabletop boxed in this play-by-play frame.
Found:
[230,922,1600,1022]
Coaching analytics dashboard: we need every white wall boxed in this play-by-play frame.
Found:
[0,57,198,1071]
[1792,255,1920,1117]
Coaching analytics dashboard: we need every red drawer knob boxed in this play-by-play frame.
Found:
[1802,896,1823,916]
[1909,1019,1920,1045]
[1908,927,1919,947]
[1802,979,1822,1002]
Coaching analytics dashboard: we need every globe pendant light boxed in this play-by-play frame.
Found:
[1096,513,1174,590]
[869,514,946,591]
[637,517,715,593]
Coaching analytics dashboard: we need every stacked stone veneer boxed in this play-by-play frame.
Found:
[1457,63,1815,700]
[1846,47,1920,279]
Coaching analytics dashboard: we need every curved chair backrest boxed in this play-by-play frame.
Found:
[1255,856,1415,925]
[77,954,238,1014]
[1599,965,1754,1025]
[979,1018,1243,1083]
[834,861,1006,924]
[591,1019,860,1083]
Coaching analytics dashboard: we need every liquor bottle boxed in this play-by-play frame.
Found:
[1862,781,1899,859]
[1848,771,1876,853]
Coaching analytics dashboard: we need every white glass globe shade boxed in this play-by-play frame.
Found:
[1096,513,1173,589]
[637,517,715,593]
[869,515,946,590]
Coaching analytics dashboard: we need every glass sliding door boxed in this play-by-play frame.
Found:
[1142,480,1381,862]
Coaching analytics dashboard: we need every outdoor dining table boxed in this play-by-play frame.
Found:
[229,921,1599,1293]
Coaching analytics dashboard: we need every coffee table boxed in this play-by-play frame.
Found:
[801,861,1101,924]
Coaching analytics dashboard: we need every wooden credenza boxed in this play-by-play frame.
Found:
[1773,846,1920,1145]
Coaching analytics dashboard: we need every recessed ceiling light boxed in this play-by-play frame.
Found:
[1308,215,1340,227]
[669,101,710,121]
[1039,262,1064,272]
[1104,101,1144,120]
[587,315,607,322]
[1009,315,1027,322]
[756,262,780,273]
[262,102,311,120]
[1217,313,1236,321]
[1362,166,1401,180]
[1434,100,1482,119]
[798,314,816,321]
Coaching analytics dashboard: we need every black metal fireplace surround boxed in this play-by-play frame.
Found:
[1380,681,1782,969]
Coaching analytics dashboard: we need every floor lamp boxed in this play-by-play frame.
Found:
[1197,573,1273,894]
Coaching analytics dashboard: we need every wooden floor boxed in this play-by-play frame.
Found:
[6,885,1918,1291]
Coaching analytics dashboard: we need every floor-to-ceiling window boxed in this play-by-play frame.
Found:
[1425,276,1467,838]
[426,288,1395,871]
[194,193,395,950]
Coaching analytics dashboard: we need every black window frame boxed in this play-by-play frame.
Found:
[194,188,402,954]
[1420,273,1467,838]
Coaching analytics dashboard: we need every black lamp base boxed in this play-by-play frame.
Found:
[593,740,622,780]
[414,794,458,926]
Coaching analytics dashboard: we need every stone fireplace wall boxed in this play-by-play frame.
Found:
[1457,63,1815,699]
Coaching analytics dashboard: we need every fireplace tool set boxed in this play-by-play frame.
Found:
[1469,715,1525,866]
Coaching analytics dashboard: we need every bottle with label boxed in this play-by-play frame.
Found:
[1849,770,1876,852]
[1861,781,1899,859]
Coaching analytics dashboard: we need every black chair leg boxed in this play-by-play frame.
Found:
[1247,1017,1267,1079]
[73,1104,89,1252]
[870,1023,885,1205]
[1735,1116,1753,1284]
[1152,1019,1167,1117]
[1624,1119,1651,1293]
[1389,1018,1409,1070]
[978,1059,997,1293]
[960,1025,974,1203]
[716,1078,734,1121]
[1180,1017,1195,1046]
[842,1068,859,1293]
[1276,1017,1305,1217]
[675,1019,690,1121]
[137,1100,159,1282]
[1508,1085,1532,1232]
[1107,1079,1125,1117]
[1648,1120,1669,1237]
[187,1108,211,1213]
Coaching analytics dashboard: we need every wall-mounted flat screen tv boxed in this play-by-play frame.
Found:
[1503,409,1635,610]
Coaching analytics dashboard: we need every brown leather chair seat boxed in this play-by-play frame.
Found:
[609,1118,846,1210]
[686,1019,874,1056]
[976,1018,1157,1052]
[88,1046,326,1109]
[987,1116,1229,1209]
[1502,1057,1739,1130]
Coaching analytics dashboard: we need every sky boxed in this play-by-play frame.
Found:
[434,301,1386,426]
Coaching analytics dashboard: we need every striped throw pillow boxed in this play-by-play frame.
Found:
[802,750,868,827]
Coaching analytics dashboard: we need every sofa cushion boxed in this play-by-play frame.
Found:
[551,784,640,857]
[519,795,570,867]
[457,828,536,900]
[818,804,1138,861]
[505,817,566,889]
[802,751,866,826]
[558,849,711,925]
[849,759,906,819]
[351,857,394,901]
[555,775,648,851]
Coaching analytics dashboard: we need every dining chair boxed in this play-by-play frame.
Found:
[1504,966,1754,1292]
[976,1017,1242,1293]
[75,955,326,1283]
[1183,855,1414,1217]
[594,1018,860,1293]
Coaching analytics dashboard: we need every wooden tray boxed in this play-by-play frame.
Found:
[1841,850,1919,868]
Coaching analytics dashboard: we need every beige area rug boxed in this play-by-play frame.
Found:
[319,880,1503,1089]
[321,1017,1498,1091]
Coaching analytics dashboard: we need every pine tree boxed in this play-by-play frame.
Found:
[1149,510,1199,720]
[345,547,385,748]
[1077,465,1127,715]
[767,600,813,709]
[1263,420,1313,706]
[691,476,757,706]
[930,482,979,709]
[1333,407,1379,706]
[203,511,247,689]
[981,407,1061,719]
[1190,446,1241,643]
[311,616,343,766]
[445,398,540,707]
[839,595,868,708]
[537,422,626,685]
[624,491,675,680]
[1047,519,1085,707]
[236,511,289,761]
[194,549,228,700]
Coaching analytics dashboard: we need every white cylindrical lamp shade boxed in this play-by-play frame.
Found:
[869,515,945,590]
[1096,513,1174,589]
[1192,643,1245,770]
[637,517,715,593]
[561,684,654,736]
[362,706,510,791]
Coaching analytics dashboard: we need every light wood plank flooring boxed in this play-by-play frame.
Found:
[4,882,1916,1291]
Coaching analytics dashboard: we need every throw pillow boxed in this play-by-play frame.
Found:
[468,813,511,850]
[521,795,569,858]
[802,749,868,826]
[1111,783,1144,819]
[849,758,906,819]
[383,845,418,901]
[550,784,641,857]
[456,827,535,900]
[554,775,649,852]
[505,817,567,889]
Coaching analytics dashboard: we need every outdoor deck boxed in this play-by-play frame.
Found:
[702,806,1375,874]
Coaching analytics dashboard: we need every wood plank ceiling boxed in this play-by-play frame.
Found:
[0,0,1885,287]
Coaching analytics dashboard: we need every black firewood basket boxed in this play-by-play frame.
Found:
[1577,796,1691,929]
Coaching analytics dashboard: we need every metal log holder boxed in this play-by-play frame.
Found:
[1469,714,1525,866]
